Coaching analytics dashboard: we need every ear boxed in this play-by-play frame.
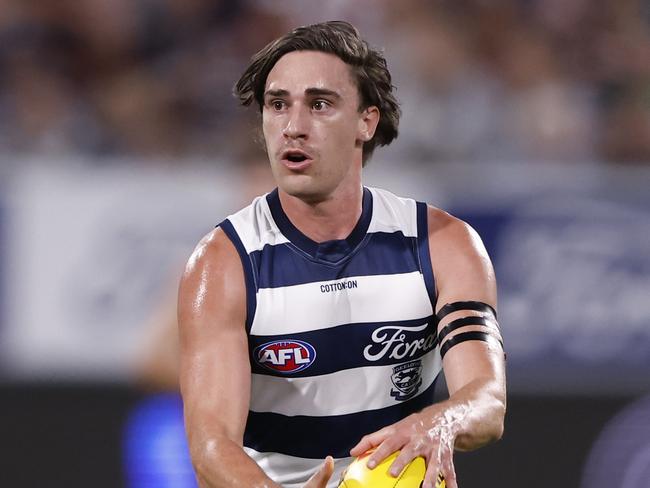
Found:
[357,106,380,142]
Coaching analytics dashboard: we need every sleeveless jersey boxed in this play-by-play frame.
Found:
[219,187,442,488]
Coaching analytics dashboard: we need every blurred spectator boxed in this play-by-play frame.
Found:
[601,84,650,163]
[0,0,648,164]
[381,6,501,163]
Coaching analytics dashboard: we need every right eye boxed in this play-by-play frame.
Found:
[271,100,285,111]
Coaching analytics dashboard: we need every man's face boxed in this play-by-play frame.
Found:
[262,50,377,202]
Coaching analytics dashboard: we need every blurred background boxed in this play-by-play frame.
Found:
[1,0,649,486]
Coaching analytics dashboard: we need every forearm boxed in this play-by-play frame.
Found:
[427,376,506,452]
[189,432,281,488]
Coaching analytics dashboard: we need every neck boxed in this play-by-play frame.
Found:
[278,183,364,242]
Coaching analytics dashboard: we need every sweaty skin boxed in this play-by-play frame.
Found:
[405,403,470,473]
[181,47,505,488]
[180,50,376,488]
[180,229,337,488]
[262,51,378,242]
[349,208,507,488]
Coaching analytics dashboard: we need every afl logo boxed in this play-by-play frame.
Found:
[254,340,316,374]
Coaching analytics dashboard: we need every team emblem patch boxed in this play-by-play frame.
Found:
[390,360,423,401]
[254,340,316,374]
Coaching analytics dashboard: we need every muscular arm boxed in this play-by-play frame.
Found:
[178,228,280,488]
[350,207,506,488]
[426,207,506,451]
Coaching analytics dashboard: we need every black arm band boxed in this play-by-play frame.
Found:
[437,316,499,344]
[440,331,503,359]
[436,301,497,321]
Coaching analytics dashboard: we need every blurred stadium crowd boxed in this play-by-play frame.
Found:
[2,4,649,486]
[0,0,648,165]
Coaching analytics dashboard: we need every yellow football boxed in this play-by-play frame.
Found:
[338,450,445,488]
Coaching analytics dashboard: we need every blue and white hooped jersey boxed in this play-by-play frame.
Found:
[219,187,442,488]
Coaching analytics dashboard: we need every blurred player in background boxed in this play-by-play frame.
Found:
[178,21,506,488]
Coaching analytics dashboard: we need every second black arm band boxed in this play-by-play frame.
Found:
[439,331,504,359]
[437,315,499,344]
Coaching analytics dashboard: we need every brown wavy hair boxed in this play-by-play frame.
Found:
[234,21,400,165]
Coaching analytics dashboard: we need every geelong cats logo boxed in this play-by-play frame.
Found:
[390,360,423,401]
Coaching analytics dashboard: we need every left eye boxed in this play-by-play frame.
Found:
[313,101,328,111]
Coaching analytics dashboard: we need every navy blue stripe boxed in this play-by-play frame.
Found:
[266,187,373,262]
[219,219,257,333]
[249,317,437,377]
[244,375,439,458]
[252,231,420,289]
[416,201,437,307]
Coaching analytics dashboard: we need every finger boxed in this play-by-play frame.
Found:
[430,438,456,488]
[388,446,416,477]
[367,437,402,471]
[440,455,458,488]
[349,427,390,457]
[421,446,441,488]
[421,465,441,488]
[304,456,334,488]
[349,436,373,457]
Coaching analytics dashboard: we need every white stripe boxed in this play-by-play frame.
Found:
[229,187,419,254]
[251,271,433,335]
[244,448,351,488]
[367,187,418,237]
[228,195,290,253]
[250,350,442,416]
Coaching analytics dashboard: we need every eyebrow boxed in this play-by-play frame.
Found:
[263,88,342,100]
[264,89,290,99]
[305,88,342,99]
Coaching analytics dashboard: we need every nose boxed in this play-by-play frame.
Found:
[282,105,309,140]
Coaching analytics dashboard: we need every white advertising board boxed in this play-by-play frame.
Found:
[3,162,241,380]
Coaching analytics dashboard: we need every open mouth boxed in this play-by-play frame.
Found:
[287,153,307,163]
[281,149,312,169]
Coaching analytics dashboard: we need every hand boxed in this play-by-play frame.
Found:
[303,456,334,488]
[350,404,469,488]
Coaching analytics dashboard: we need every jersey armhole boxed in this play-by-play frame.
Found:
[416,202,437,309]
[218,219,258,334]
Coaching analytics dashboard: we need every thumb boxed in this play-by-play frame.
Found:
[304,456,334,488]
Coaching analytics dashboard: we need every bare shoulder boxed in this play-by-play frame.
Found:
[427,206,487,257]
[178,227,251,449]
[426,205,496,305]
[182,226,241,281]
[178,226,246,329]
